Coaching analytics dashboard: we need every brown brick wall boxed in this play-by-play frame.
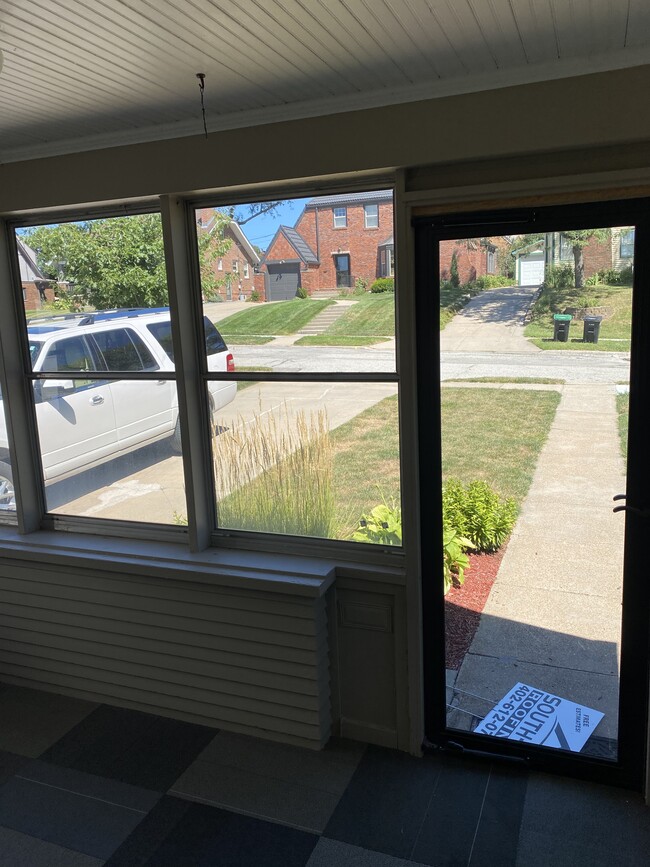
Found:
[196,211,258,301]
[22,280,52,311]
[439,241,490,284]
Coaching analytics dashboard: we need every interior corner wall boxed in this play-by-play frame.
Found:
[2,65,650,214]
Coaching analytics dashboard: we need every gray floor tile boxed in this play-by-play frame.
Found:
[307,838,429,866]
[185,731,365,795]
[516,773,650,867]
[0,686,98,758]
[0,826,104,866]
[170,759,341,833]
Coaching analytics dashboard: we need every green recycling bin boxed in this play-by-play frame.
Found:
[553,313,572,342]
[583,315,603,344]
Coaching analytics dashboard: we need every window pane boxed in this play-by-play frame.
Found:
[195,190,396,373]
[209,381,400,543]
[17,214,187,524]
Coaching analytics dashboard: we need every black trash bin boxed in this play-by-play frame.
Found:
[553,313,572,342]
[583,315,603,344]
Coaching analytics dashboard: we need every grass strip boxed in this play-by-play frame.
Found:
[216,299,334,341]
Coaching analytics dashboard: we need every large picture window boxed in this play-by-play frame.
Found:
[194,191,400,547]
[5,189,401,552]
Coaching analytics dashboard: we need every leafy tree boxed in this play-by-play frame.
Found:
[26,215,168,309]
[25,212,240,309]
[560,229,611,288]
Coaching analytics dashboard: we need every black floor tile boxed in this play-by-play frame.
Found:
[0,775,149,860]
[105,796,192,866]
[465,765,528,867]
[410,755,491,866]
[0,748,31,784]
[40,704,217,790]
[142,802,319,867]
[324,745,441,860]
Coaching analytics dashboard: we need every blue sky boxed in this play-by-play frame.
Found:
[231,197,310,252]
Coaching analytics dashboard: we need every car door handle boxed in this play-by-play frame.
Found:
[157,380,166,385]
[89,394,104,406]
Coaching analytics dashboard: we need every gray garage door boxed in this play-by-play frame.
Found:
[265,264,300,301]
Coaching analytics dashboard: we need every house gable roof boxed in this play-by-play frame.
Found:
[17,238,46,282]
[263,226,318,265]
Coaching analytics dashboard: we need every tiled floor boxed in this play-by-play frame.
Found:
[0,684,648,865]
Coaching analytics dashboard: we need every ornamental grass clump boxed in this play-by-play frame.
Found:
[213,404,337,538]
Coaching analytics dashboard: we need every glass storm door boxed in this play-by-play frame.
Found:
[415,199,650,789]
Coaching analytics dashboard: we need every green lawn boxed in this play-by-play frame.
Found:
[211,385,561,541]
[445,377,565,385]
[293,294,394,346]
[331,386,561,535]
[440,282,472,331]
[216,299,333,343]
[525,283,632,351]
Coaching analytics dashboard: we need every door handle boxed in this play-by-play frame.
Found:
[157,380,166,385]
[89,394,104,406]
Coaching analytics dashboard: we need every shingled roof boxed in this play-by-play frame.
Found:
[262,226,319,265]
[305,189,393,208]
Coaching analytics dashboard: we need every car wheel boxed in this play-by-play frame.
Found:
[0,461,16,511]
[171,418,182,454]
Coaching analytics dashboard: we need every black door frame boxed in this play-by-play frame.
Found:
[415,198,650,790]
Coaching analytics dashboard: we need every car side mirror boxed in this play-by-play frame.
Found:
[41,379,76,396]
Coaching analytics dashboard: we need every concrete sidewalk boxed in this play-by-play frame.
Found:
[448,383,626,752]
[441,285,541,353]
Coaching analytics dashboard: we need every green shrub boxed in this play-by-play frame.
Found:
[544,265,574,290]
[471,275,516,290]
[370,277,395,294]
[443,527,474,594]
[296,286,308,299]
[442,479,516,553]
[450,251,460,288]
[354,277,368,295]
[619,265,634,285]
[247,289,261,302]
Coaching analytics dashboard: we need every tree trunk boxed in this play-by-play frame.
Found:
[573,246,584,288]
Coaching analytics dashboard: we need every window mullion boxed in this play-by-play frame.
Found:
[0,221,46,531]
[160,196,214,551]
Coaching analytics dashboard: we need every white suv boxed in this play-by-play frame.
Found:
[0,308,237,508]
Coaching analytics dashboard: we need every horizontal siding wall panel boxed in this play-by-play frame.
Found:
[0,608,322,669]
[0,558,331,748]
[0,586,321,652]
[0,614,322,682]
[0,563,321,620]
[0,571,325,636]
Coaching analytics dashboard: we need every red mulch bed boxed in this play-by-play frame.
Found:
[444,546,506,670]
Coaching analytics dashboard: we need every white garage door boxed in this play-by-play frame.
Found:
[519,256,545,286]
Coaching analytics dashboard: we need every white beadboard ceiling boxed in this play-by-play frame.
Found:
[0,0,649,163]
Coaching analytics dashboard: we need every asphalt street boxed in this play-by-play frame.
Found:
[231,343,629,383]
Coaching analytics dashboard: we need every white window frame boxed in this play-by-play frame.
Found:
[243,262,249,278]
[232,259,239,274]
[0,184,404,568]
[217,257,223,271]
[364,203,379,228]
[333,206,347,228]
[620,229,635,258]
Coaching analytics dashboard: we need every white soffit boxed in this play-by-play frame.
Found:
[0,0,648,163]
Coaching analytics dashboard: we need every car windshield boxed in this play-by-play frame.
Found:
[29,339,43,366]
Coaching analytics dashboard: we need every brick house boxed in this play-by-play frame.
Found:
[196,209,262,301]
[259,191,501,300]
[17,237,51,310]
[545,228,635,279]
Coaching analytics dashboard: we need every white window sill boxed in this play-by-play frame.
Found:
[0,526,406,596]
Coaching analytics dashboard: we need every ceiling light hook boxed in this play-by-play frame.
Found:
[196,73,208,139]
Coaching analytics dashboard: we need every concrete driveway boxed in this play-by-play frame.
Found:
[47,380,395,523]
[440,285,541,353]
